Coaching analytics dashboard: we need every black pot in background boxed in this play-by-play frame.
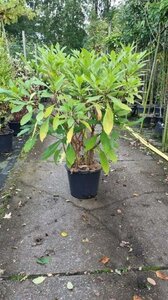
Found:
[9,121,21,136]
[66,167,101,199]
[0,129,13,153]
[143,116,152,127]
[154,121,164,138]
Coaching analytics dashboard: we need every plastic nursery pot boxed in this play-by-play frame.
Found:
[154,121,164,138]
[0,129,14,153]
[9,121,21,136]
[66,167,101,199]
[143,116,152,128]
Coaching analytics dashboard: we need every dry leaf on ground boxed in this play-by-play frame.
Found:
[67,281,74,290]
[60,231,68,237]
[156,271,168,280]
[147,277,156,286]
[32,276,46,285]
[99,256,110,264]
[0,269,5,276]
[3,212,12,219]
[133,296,143,300]
[133,193,139,197]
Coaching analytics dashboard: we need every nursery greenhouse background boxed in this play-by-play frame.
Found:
[0,0,168,300]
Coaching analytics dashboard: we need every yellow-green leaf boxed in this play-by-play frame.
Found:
[61,231,68,237]
[32,276,46,285]
[53,115,60,131]
[80,120,92,132]
[44,105,54,118]
[103,104,114,135]
[94,104,102,121]
[40,120,49,142]
[67,126,74,144]
[99,150,109,175]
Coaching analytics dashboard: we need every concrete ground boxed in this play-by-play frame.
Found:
[0,134,168,300]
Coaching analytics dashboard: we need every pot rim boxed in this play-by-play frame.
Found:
[65,165,101,175]
[0,129,14,136]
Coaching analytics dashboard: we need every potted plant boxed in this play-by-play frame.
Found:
[0,37,14,152]
[0,100,14,153]
[1,45,145,198]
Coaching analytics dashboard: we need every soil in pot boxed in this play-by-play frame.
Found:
[9,121,21,136]
[66,165,101,199]
[0,128,13,153]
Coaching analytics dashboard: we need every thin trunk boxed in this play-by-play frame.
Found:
[162,103,168,152]
[141,25,161,130]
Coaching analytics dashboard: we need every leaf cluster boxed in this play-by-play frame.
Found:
[0,44,145,174]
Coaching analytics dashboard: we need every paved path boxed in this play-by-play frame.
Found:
[0,134,168,300]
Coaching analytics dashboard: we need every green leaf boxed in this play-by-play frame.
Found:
[99,150,109,175]
[36,111,44,122]
[36,257,50,265]
[33,78,48,87]
[32,276,46,285]
[53,115,60,131]
[66,144,76,167]
[23,137,37,153]
[80,120,92,132]
[103,104,114,135]
[107,149,118,162]
[40,119,49,142]
[111,97,131,112]
[41,141,60,160]
[100,132,111,154]
[41,90,53,98]
[84,135,97,151]
[44,105,54,118]
[67,126,74,144]
[54,149,61,163]
[27,105,33,113]
[11,105,24,113]
[20,112,32,126]
[94,104,102,121]
[17,127,30,137]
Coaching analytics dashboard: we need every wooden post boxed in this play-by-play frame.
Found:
[22,30,27,60]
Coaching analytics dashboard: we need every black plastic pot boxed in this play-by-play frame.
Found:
[0,129,13,153]
[66,167,101,199]
[9,121,21,136]
[154,121,164,138]
[143,116,152,127]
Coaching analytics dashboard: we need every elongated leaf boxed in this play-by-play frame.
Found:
[54,149,61,163]
[100,132,111,154]
[53,115,60,131]
[11,105,24,113]
[44,105,54,118]
[40,120,49,142]
[41,141,60,160]
[103,105,114,135]
[23,137,37,153]
[107,149,118,162]
[66,144,76,167]
[33,78,47,87]
[111,97,131,112]
[20,112,32,126]
[36,111,44,122]
[67,126,74,144]
[84,135,97,151]
[80,120,92,132]
[99,150,109,175]
[94,104,102,121]
[17,127,30,137]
